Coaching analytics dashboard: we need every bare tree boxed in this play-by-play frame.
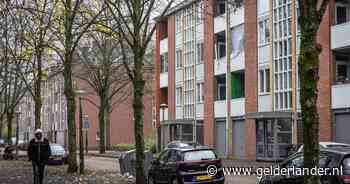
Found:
[49,0,104,173]
[75,30,130,153]
[104,0,175,183]
[0,0,31,145]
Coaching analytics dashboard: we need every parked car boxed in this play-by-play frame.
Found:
[166,141,201,149]
[297,142,350,152]
[257,147,350,184]
[48,144,67,165]
[148,145,225,184]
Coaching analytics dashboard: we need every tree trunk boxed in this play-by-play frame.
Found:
[133,55,146,184]
[300,9,321,184]
[63,58,78,173]
[98,98,106,154]
[106,103,111,150]
[6,112,13,145]
[34,52,43,129]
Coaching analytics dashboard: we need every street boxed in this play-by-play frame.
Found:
[0,155,258,184]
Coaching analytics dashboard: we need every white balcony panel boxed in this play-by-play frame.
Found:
[196,103,204,118]
[258,94,272,112]
[230,7,244,27]
[160,38,168,54]
[214,15,225,34]
[215,101,227,118]
[176,106,183,119]
[196,64,204,80]
[331,22,350,50]
[332,84,350,109]
[214,57,227,76]
[160,108,168,121]
[175,34,182,47]
[160,72,168,88]
[258,0,270,15]
[231,52,245,71]
[231,98,245,117]
[258,44,271,64]
[176,69,183,83]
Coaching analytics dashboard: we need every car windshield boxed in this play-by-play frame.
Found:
[183,150,216,161]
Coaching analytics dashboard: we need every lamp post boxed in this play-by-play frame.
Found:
[75,89,87,175]
[15,110,21,160]
[159,104,168,149]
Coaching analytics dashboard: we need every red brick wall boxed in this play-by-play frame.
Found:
[244,0,258,159]
[155,24,161,128]
[317,0,334,141]
[204,0,215,148]
[168,16,176,120]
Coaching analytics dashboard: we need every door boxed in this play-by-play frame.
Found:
[335,114,350,144]
[215,120,226,157]
[256,120,275,160]
[233,120,245,159]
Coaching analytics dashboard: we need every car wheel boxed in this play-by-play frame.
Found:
[147,174,156,184]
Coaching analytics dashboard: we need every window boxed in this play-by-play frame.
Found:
[231,24,245,58]
[216,76,226,100]
[258,18,270,45]
[196,82,204,103]
[160,53,168,73]
[196,42,204,64]
[216,0,226,16]
[176,13,182,33]
[336,54,349,82]
[176,49,182,68]
[259,68,271,94]
[335,3,349,24]
[215,33,226,59]
[176,87,183,106]
[231,71,245,99]
[196,2,204,24]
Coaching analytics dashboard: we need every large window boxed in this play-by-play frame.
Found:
[273,0,292,111]
[176,49,182,69]
[160,53,168,73]
[258,18,270,46]
[259,68,271,94]
[176,87,183,106]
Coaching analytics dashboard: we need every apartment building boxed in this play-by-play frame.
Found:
[18,66,155,149]
[154,0,350,160]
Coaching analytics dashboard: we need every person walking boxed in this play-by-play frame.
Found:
[27,129,51,184]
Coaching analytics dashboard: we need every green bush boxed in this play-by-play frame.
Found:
[113,143,135,151]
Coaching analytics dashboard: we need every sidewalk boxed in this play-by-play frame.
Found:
[222,159,278,168]
[86,150,121,158]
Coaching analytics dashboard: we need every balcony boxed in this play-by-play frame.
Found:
[332,83,350,109]
[160,72,168,88]
[215,57,227,76]
[214,7,244,34]
[331,22,350,50]
[231,98,245,117]
[258,94,272,112]
[214,100,227,118]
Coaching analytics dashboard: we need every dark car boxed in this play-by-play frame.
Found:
[258,147,350,184]
[48,144,67,165]
[147,146,225,184]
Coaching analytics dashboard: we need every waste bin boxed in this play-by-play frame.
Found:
[119,150,154,177]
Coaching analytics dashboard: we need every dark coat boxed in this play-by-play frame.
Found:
[27,138,51,164]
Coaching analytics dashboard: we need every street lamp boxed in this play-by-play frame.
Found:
[15,110,21,160]
[75,89,87,175]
